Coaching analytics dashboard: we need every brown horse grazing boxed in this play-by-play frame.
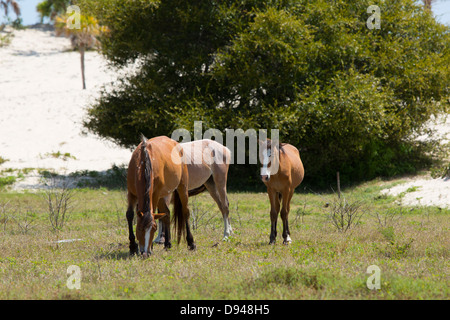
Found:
[259,139,304,245]
[126,135,195,256]
[154,139,232,243]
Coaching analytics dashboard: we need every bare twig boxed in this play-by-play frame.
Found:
[328,196,365,233]
[14,203,36,234]
[42,175,76,231]
[370,208,404,229]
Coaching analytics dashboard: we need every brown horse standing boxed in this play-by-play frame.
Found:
[126,135,195,256]
[259,139,304,245]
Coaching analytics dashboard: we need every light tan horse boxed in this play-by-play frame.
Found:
[126,135,195,256]
[154,139,232,242]
[259,139,304,245]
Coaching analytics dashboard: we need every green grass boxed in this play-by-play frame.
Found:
[0,156,8,165]
[0,178,448,299]
[42,151,77,161]
[0,175,16,188]
[0,33,13,47]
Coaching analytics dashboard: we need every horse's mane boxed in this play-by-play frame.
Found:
[140,135,152,216]
[265,139,286,152]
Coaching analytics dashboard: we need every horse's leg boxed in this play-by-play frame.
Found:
[162,213,171,249]
[157,196,171,249]
[126,192,138,255]
[268,187,281,245]
[280,188,294,245]
[153,220,164,244]
[204,176,232,240]
[177,178,196,250]
[154,196,169,245]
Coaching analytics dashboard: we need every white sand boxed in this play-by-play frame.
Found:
[381,115,450,208]
[381,176,450,208]
[1,26,449,207]
[0,25,131,189]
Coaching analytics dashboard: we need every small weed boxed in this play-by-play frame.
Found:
[406,186,421,193]
[14,206,37,234]
[327,195,365,233]
[42,176,77,232]
[380,226,395,243]
[0,176,16,188]
[42,151,77,161]
[0,33,13,47]
[375,226,414,258]
[370,207,404,229]
[190,197,219,231]
[293,196,309,226]
[0,156,8,165]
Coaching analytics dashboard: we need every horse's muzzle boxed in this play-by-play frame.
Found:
[261,175,270,182]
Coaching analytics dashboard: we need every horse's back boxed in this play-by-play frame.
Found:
[150,136,186,184]
[128,136,185,195]
[179,139,230,189]
[181,139,230,161]
[204,139,231,166]
[148,135,179,155]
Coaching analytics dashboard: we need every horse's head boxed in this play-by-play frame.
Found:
[258,139,280,183]
[136,211,166,257]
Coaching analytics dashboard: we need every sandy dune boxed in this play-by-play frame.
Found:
[0,25,131,186]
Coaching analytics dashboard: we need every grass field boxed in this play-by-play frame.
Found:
[0,178,448,300]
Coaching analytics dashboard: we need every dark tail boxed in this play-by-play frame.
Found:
[188,185,207,197]
[172,190,186,244]
[141,135,152,214]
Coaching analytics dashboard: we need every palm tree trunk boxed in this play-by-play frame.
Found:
[423,0,434,10]
[80,44,86,90]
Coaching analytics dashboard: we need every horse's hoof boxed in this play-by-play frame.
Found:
[222,236,229,242]
[283,236,292,245]
[129,243,138,255]
[153,237,165,245]
[269,240,276,245]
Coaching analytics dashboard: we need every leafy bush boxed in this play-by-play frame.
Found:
[80,0,450,187]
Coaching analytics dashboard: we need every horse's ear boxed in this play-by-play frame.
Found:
[152,213,166,220]
[258,138,272,146]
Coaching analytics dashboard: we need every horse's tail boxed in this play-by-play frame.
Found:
[140,135,152,214]
[188,185,206,197]
[172,189,186,244]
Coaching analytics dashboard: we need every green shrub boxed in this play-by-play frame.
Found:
[0,176,16,189]
[80,0,450,187]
